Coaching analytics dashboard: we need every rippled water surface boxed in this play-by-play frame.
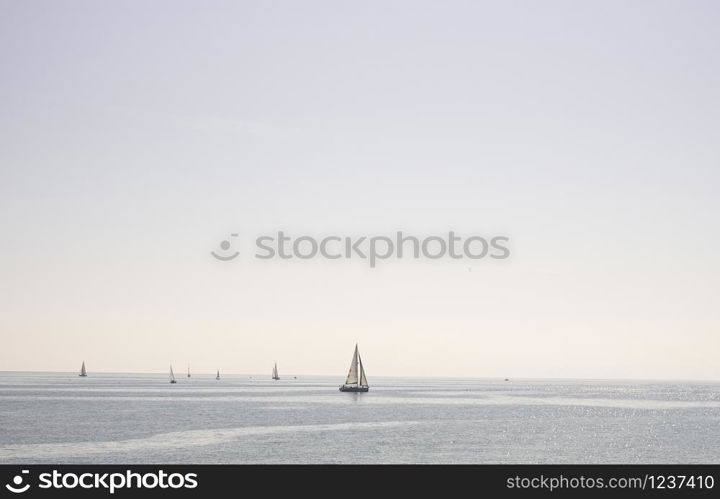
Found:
[1,372,718,463]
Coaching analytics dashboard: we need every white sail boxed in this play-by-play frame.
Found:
[80,361,87,376]
[345,346,359,385]
[272,363,279,379]
[216,369,220,379]
[170,365,176,381]
[359,355,368,387]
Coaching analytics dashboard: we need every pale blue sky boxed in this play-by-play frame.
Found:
[1,1,719,378]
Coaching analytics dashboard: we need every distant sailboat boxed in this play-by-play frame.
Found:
[272,362,280,380]
[339,344,369,392]
[79,361,87,377]
[169,365,177,384]
[216,369,220,380]
[187,364,191,378]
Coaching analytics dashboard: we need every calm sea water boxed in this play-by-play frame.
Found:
[1,372,719,464]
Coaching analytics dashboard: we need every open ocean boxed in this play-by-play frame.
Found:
[1,372,719,464]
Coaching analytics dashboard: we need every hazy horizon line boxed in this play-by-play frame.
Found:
[1,370,718,384]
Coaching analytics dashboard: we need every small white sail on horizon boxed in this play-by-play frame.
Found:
[216,369,220,380]
[79,361,87,377]
[272,362,280,380]
[339,344,369,392]
[169,365,177,384]
[187,364,191,378]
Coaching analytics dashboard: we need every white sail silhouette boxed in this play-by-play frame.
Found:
[359,356,368,387]
[79,361,87,377]
[169,365,177,384]
[346,348,358,384]
[272,362,280,380]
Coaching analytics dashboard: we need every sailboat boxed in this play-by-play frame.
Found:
[79,361,87,377]
[187,364,191,378]
[169,365,177,384]
[216,369,220,380]
[339,344,369,392]
[272,362,280,380]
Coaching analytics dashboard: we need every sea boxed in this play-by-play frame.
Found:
[1,372,719,464]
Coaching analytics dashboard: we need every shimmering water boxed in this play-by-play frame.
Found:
[1,372,718,463]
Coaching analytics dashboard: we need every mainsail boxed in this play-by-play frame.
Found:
[345,346,359,385]
[272,362,280,380]
[79,361,87,377]
[169,365,176,382]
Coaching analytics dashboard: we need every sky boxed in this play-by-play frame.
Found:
[1,0,719,379]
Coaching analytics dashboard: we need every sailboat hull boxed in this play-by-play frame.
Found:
[339,385,369,392]
[78,374,87,377]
